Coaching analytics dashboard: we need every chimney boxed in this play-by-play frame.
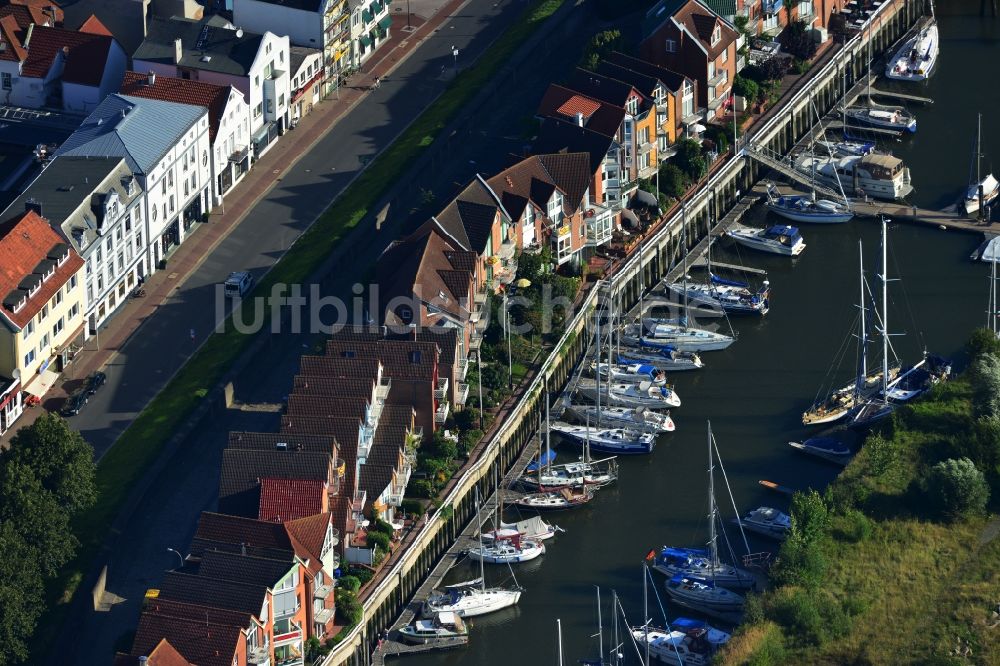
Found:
[146,71,156,86]
[173,37,183,64]
[240,542,247,556]
[575,112,584,127]
[138,658,148,665]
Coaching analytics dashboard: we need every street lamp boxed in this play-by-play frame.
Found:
[503,292,512,389]
[476,348,484,430]
[166,548,185,569]
[406,0,411,30]
[451,45,459,72]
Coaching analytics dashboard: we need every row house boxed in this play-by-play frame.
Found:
[120,70,252,204]
[289,46,323,123]
[0,209,83,425]
[133,16,291,158]
[55,94,212,270]
[128,598,259,666]
[114,637,192,666]
[1,156,145,338]
[360,403,416,525]
[565,68,662,183]
[375,220,477,373]
[723,0,841,38]
[0,18,126,113]
[640,0,741,121]
[605,51,701,147]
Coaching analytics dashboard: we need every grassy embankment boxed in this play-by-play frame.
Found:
[29,0,567,656]
[719,334,1000,665]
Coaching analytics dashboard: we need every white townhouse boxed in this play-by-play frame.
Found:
[133,15,291,158]
[55,94,212,271]
[0,157,146,337]
[120,70,252,205]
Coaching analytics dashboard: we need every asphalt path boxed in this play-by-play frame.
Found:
[57,0,597,661]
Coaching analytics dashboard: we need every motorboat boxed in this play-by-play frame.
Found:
[844,105,917,133]
[509,487,595,511]
[631,619,731,666]
[764,187,853,225]
[885,19,939,81]
[618,346,704,371]
[727,224,806,256]
[466,531,545,564]
[592,360,667,385]
[795,153,913,201]
[577,379,681,410]
[518,458,618,491]
[666,275,770,316]
[964,114,999,216]
[566,403,675,433]
[733,506,791,540]
[550,422,657,455]
[789,437,853,466]
[423,581,521,618]
[622,319,735,352]
[664,575,745,620]
[815,139,875,157]
[399,611,468,645]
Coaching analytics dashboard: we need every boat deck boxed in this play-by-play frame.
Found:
[663,192,760,285]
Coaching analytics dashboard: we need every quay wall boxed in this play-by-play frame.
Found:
[322,1,921,662]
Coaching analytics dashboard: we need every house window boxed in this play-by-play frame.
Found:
[22,320,34,341]
[626,97,638,115]
[169,196,175,214]
[799,0,813,17]
[39,332,49,352]
[70,275,77,289]
[254,103,263,119]
[708,61,715,80]
[69,303,79,318]
[52,317,64,337]
[24,349,35,367]
[664,38,677,53]
[711,25,720,46]
[721,48,729,64]
[1,73,10,90]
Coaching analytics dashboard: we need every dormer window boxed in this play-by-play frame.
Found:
[711,25,720,46]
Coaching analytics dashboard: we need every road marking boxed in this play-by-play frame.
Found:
[167,272,179,279]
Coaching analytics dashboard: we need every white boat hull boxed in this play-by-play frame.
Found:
[885,21,939,82]
[766,200,854,225]
[423,589,521,618]
[727,229,806,256]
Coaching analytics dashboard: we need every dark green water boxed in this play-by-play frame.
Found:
[410,12,999,664]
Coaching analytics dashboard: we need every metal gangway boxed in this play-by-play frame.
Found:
[742,142,845,200]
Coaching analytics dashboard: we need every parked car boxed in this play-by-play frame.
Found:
[61,391,88,416]
[85,371,107,395]
[223,271,254,298]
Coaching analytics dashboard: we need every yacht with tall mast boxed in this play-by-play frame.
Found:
[964,113,999,216]
[885,7,939,81]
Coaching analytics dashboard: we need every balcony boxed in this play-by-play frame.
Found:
[352,490,367,515]
[708,69,727,87]
[315,607,335,625]
[736,55,747,73]
[434,401,450,424]
[762,0,781,13]
[638,164,658,180]
[456,382,470,406]
[248,647,270,666]
[457,356,469,380]
[435,377,449,400]
[314,582,334,600]
[469,330,483,352]
[273,627,302,645]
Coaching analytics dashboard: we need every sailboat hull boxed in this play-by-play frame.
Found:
[766,200,854,224]
[423,589,521,618]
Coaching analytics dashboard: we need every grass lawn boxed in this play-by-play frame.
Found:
[30,0,567,656]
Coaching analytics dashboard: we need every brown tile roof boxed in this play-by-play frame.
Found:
[538,152,592,210]
[219,449,332,518]
[0,210,83,330]
[140,598,256,634]
[284,512,332,567]
[0,15,27,61]
[567,68,640,109]
[131,612,242,666]
[433,176,505,254]
[532,118,617,176]
[197,548,296,589]
[298,355,380,380]
[606,51,689,92]
[78,13,111,35]
[484,153,590,224]
[537,84,626,138]
[291,376,375,404]
[158,571,268,617]
[120,71,233,142]
[118,637,193,666]
[286,394,367,421]
[2,0,62,26]
[279,416,361,457]
[227,431,337,455]
[258,477,327,522]
[21,26,114,85]
[192,512,294,553]
[328,494,355,539]
[674,0,738,58]
[596,61,661,98]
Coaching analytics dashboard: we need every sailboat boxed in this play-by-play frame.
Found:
[592,360,668,386]
[764,184,854,225]
[566,404,675,433]
[621,318,734,352]
[847,28,918,132]
[576,380,681,409]
[885,9,939,82]
[850,215,898,428]
[652,423,755,592]
[519,400,617,490]
[423,488,521,617]
[630,618,731,666]
[466,530,545,564]
[549,422,657,455]
[964,113,1000,216]
[617,345,704,371]
[802,240,893,425]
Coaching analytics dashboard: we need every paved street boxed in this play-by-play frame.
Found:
[51,0,601,661]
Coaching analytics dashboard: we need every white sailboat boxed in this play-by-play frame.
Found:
[549,422,657,455]
[885,13,939,82]
[423,491,522,617]
[850,29,918,130]
[726,224,807,256]
[577,380,681,409]
[964,113,999,216]
[621,318,735,352]
[566,403,675,433]
[592,360,667,385]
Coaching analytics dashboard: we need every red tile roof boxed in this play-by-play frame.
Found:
[258,477,327,522]
[284,512,332,570]
[131,612,242,666]
[116,638,193,666]
[555,94,602,120]
[3,0,62,25]
[21,25,114,86]
[78,13,111,35]
[0,210,83,330]
[0,14,26,61]
[120,70,234,142]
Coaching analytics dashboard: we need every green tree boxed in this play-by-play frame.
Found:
[580,30,623,70]
[781,20,817,60]
[5,413,96,516]
[658,163,689,199]
[337,575,361,593]
[864,432,898,477]
[0,521,46,665]
[970,352,1000,419]
[733,75,760,104]
[924,457,990,520]
[429,430,459,461]
[0,461,77,578]
[789,489,829,545]
[673,138,707,181]
[366,530,391,554]
[967,327,1000,360]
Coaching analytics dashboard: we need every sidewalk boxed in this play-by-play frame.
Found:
[0,7,453,448]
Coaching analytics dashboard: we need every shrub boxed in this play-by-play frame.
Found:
[771,533,828,589]
[336,589,362,626]
[673,138,707,180]
[459,429,484,455]
[580,30,623,70]
[744,591,766,625]
[836,508,873,543]
[733,75,760,103]
[789,489,829,545]
[337,575,361,593]
[864,432,898,477]
[970,352,1000,419]
[770,589,826,646]
[924,457,990,519]
[967,327,1000,360]
[400,498,425,517]
[372,518,394,537]
[429,430,459,461]
[658,163,688,199]
[781,20,817,60]
[454,407,481,431]
[366,530,391,554]
[407,478,436,498]
[348,566,374,585]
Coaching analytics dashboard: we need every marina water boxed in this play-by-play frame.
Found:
[408,8,999,662]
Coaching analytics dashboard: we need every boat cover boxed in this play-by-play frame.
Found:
[709,273,749,288]
[526,449,557,472]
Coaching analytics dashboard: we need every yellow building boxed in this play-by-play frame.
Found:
[0,210,86,398]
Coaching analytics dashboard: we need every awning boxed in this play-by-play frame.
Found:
[378,15,392,30]
[23,367,58,398]
[359,34,372,46]
[362,8,372,22]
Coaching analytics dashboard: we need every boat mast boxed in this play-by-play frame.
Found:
[642,564,650,666]
[595,586,604,663]
[991,257,998,337]
[855,240,867,399]
[977,113,984,216]
[611,589,621,666]
[595,303,602,426]
[557,618,564,666]
[476,486,485,593]
[681,204,689,327]
[879,215,890,402]
[707,420,719,569]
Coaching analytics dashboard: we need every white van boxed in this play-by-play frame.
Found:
[224,271,254,298]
